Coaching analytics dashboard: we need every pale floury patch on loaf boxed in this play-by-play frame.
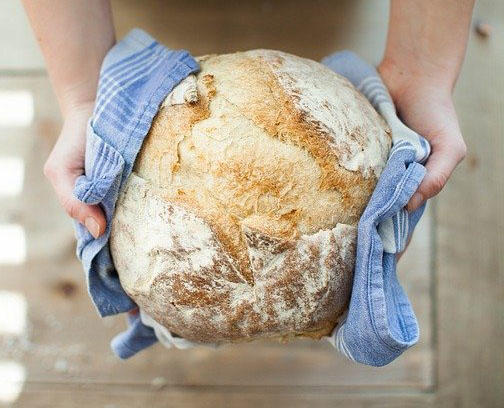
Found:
[110,49,391,343]
[111,174,356,343]
[257,50,389,178]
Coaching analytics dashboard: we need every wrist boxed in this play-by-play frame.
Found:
[63,101,94,126]
[377,57,453,104]
[58,78,97,119]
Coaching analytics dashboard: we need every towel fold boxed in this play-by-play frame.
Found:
[74,30,430,366]
[322,51,429,366]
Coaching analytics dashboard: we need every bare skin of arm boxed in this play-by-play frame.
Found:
[22,0,115,238]
[378,0,474,212]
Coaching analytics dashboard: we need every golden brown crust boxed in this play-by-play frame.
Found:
[214,53,379,217]
[110,49,391,343]
[110,175,357,343]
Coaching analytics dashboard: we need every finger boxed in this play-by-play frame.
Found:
[45,165,107,238]
[407,138,466,212]
[63,197,107,239]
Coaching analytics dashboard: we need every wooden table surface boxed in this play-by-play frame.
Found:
[0,1,502,407]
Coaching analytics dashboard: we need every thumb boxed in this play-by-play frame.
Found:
[45,165,107,238]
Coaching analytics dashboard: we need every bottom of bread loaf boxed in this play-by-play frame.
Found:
[110,174,356,343]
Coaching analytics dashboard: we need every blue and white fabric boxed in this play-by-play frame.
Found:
[321,51,430,366]
[72,28,199,358]
[74,28,430,366]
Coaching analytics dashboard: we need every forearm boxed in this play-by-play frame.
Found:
[381,0,474,95]
[378,0,472,212]
[22,0,115,117]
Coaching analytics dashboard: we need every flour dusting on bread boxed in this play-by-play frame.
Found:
[110,50,391,343]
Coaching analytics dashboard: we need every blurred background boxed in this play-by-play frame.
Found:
[0,0,502,407]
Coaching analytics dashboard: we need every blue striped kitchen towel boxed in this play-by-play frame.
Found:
[73,28,430,365]
[72,28,199,358]
[322,51,430,366]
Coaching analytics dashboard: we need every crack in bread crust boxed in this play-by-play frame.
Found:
[111,175,356,343]
[110,50,390,343]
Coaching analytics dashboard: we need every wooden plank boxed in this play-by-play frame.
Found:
[0,259,433,388]
[12,383,434,408]
[0,0,454,405]
[111,0,390,63]
[435,0,504,407]
[0,70,433,399]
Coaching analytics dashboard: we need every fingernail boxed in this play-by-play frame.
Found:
[407,193,424,212]
[85,217,100,238]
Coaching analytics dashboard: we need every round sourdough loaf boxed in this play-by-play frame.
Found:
[109,50,391,344]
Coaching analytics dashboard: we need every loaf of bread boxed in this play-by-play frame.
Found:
[109,50,391,344]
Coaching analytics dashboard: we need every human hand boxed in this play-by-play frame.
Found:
[22,0,114,238]
[43,103,106,238]
[378,61,467,212]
